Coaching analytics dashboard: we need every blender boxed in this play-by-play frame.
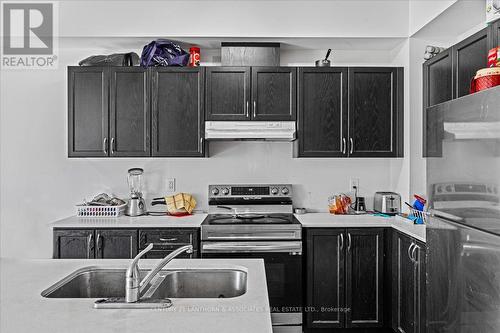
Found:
[125,168,146,216]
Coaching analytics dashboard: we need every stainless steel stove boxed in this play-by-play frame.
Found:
[201,184,302,333]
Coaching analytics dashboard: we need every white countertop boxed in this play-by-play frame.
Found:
[294,213,426,242]
[50,214,208,228]
[0,258,272,333]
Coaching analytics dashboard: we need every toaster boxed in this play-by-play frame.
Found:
[374,192,401,215]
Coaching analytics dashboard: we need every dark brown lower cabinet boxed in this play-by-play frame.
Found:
[53,228,198,259]
[95,229,138,259]
[305,228,386,332]
[392,232,426,333]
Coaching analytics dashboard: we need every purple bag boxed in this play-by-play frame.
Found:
[140,39,190,68]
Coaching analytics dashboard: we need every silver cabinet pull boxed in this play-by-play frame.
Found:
[412,244,419,263]
[110,138,115,154]
[408,242,415,261]
[159,238,178,242]
[253,100,257,118]
[199,137,204,152]
[96,233,102,252]
[103,138,108,155]
[87,233,93,259]
[349,138,354,154]
[340,233,344,250]
[347,233,352,252]
[342,138,346,154]
[246,101,249,117]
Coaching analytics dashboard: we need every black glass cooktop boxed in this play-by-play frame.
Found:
[203,213,299,225]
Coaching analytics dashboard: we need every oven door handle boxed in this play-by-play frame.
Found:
[202,242,302,253]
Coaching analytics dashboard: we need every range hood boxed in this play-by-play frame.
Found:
[205,121,296,141]
[443,122,500,139]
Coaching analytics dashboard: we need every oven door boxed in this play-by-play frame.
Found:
[201,241,303,330]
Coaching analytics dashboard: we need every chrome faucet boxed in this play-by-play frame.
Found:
[125,243,193,303]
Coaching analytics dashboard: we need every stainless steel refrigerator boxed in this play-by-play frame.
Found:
[425,86,500,333]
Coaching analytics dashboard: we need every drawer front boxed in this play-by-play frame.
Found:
[139,229,198,250]
[143,249,198,259]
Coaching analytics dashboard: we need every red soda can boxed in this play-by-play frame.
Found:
[189,47,200,67]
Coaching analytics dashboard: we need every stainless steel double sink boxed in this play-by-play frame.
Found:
[41,266,247,308]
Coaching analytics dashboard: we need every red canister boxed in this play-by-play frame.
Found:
[189,47,200,67]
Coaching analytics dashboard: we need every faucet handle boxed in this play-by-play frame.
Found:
[126,243,153,278]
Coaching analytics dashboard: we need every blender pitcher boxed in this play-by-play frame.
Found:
[125,168,146,216]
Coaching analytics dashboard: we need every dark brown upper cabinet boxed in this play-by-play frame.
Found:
[205,67,251,120]
[489,19,500,50]
[251,67,296,121]
[452,29,489,99]
[151,67,206,157]
[68,67,109,157]
[296,67,348,157]
[68,66,150,158]
[109,67,150,157]
[348,67,404,158]
[423,49,453,109]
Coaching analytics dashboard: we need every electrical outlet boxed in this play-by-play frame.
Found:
[167,178,176,192]
[350,178,360,191]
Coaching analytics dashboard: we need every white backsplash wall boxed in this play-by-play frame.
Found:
[0,38,408,258]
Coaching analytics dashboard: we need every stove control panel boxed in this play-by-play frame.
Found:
[208,184,292,198]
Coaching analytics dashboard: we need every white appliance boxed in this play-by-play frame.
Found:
[205,121,296,141]
[486,0,500,23]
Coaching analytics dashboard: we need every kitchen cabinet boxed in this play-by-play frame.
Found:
[53,229,95,259]
[139,228,199,258]
[205,67,296,121]
[305,228,386,332]
[205,67,251,120]
[251,67,296,121]
[392,232,426,333]
[452,29,489,99]
[348,67,404,157]
[109,67,150,156]
[489,19,500,50]
[423,49,453,109]
[296,67,347,157]
[151,67,206,157]
[296,67,403,158]
[305,228,345,329]
[53,228,198,259]
[95,229,138,259]
[68,67,109,157]
[345,228,385,328]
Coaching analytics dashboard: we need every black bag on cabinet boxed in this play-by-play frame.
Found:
[78,52,139,66]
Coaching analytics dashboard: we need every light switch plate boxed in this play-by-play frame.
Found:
[167,178,176,192]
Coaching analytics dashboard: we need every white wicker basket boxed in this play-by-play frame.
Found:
[76,203,127,217]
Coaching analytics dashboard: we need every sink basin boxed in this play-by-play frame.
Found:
[41,266,247,300]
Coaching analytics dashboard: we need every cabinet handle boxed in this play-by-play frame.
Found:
[246,101,249,117]
[253,100,257,118]
[340,233,344,250]
[408,242,415,261]
[110,138,115,154]
[412,244,419,263]
[87,233,93,259]
[347,233,352,252]
[349,137,354,155]
[342,138,346,154]
[199,137,204,152]
[103,138,108,155]
[96,233,102,251]
[159,237,178,242]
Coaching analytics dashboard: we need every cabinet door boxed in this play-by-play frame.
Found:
[392,233,417,333]
[345,228,384,328]
[348,67,404,157]
[491,19,500,49]
[251,67,296,121]
[305,228,345,329]
[109,68,150,157]
[95,229,138,259]
[151,68,205,157]
[206,67,251,120]
[413,242,426,333]
[68,67,109,157]
[297,67,348,157]
[452,28,489,98]
[423,49,453,109]
[53,229,94,259]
